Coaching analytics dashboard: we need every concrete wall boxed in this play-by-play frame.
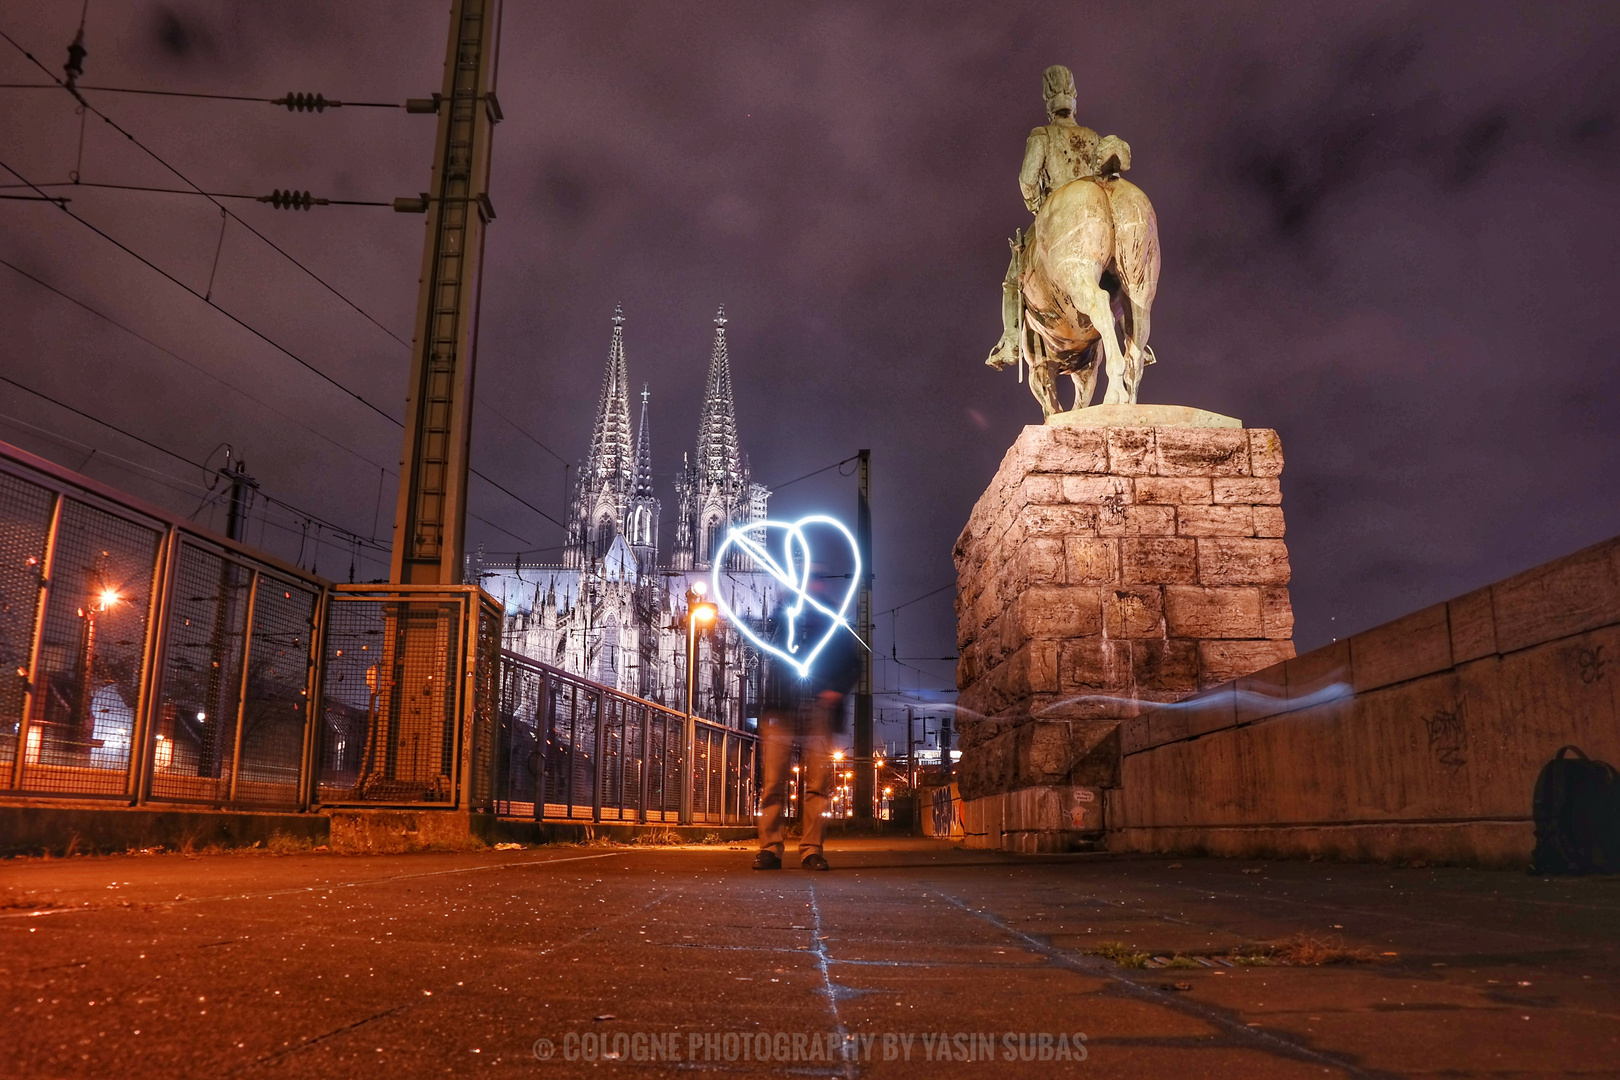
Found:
[1110,536,1620,868]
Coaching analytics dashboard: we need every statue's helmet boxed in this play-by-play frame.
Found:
[1042,64,1077,121]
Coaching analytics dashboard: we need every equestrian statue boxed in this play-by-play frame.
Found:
[985,65,1161,418]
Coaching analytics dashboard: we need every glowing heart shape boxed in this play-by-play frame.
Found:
[709,515,861,679]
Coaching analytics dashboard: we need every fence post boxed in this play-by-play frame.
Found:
[298,583,329,812]
[533,669,549,822]
[11,492,62,792]
[224,570,261,804]
[127,525,176,805]
[638,703,651,823]
[592,690,605,823]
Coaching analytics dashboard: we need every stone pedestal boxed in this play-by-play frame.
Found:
[953,418,1295,844]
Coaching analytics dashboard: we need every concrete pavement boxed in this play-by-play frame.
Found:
[3,837,1618,1077]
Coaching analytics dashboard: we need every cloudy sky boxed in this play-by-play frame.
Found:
[1,1,1616,713]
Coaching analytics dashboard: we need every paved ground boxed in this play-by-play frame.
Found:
[3,837,1618,1078]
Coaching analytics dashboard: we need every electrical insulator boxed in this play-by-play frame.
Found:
[258,189,329,211]
[272,92,341,113]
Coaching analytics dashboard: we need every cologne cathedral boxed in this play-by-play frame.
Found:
[475,307,777,728]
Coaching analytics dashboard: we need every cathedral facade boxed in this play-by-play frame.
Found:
[476,307,778,728]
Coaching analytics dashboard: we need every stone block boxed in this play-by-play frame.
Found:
[1013,503,1101,540]
[1105,427,1155,475]
[1249,429,1285,477]
[1234,662,1289,725]
[1447,586,1497,663]
[1104,586,1165,638]
[1020,473,1065,507]
[1007,538,1067,589]
[1196,538,1292,585]
[1136,476,1212,505]
[1261,586,1294,639]
[1061,474,1133,505]
[1057,638,1128,694]
[1165,586,1263,638]
[1350,602,1452,693]
[1152,427,1252,477]
[1007,586,1103,642]
[1489,537,1620,654]
[1177,504,1256,537]
[1254,506,1287,538]
[1122,538,1198,584]
[1114,505,1177,537]
[1199,639,1295,687]
[1183,683,1239,737]
[1284,639,1351,710]
[1064,537,1118,585]
[1029,424,1110,475]
[1129,637,1201,693]
[1212,477,1283,505]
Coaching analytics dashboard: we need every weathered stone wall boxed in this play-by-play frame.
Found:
[1110,535,1620,868]
[953,424,1295,804]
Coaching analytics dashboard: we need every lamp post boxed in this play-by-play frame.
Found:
[680,581,717,824]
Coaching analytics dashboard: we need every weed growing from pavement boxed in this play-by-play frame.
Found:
[1092,941,1151,968]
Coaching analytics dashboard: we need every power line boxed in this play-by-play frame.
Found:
[0,180,390,206]
[0,370,389,557]
[0,154,405,427]
[0,27,411,348]
[0,254,396,476]
[877,581,955,616]
[766,453,860,492]
[0,82,403,108]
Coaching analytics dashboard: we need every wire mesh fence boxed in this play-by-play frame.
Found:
[0,439,748,823]
[494,650,758,825]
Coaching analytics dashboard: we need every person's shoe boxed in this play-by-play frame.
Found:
[801,852,831,872]
[752,850,782,870]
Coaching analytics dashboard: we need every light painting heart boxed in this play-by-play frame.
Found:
[708,516,861,679]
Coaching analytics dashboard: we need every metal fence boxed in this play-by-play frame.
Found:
[0,442,323,808]
[0,440,754,824]
[494,650,758,826]
[314,586,501,810]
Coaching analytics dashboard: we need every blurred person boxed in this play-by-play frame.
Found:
[753,567,862,871]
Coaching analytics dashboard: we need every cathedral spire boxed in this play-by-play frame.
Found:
[694,305,743,484]
[584,304,634,494]
[633,384,654,498]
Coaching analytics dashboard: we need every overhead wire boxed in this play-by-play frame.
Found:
[0,27,412,348]
[0,82,403,107]
[2,25,568,543]
[0,370,390,561]
[0,179,391,206]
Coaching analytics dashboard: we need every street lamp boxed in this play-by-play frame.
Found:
[680,582,717,825]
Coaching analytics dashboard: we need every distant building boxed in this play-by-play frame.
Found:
[474,307,777,726]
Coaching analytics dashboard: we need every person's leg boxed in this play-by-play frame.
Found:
[797,724,832,858]
[757,714,792,857]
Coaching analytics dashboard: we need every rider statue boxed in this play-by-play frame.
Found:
[986,65,1133,372]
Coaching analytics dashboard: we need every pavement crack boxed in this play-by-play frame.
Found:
[934,891,1396,1080]
[807,882,858,1080]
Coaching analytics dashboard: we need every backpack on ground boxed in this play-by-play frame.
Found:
[1530,745,1620,875]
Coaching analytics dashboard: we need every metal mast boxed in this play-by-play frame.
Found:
[389,0,501,585]
[854,448,874,818]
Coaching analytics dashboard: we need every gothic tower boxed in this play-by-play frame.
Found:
[673,307,770,570]
[627,384,660,569]
[567,305,635,568]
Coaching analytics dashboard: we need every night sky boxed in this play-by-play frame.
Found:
[2,2,1617,721]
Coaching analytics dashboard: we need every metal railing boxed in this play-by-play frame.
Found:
[0,439,753,824]
[494,650,758,826]
[0,441,324,810]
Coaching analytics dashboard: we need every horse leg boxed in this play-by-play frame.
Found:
[1031,360,1062,417]
[1072,278,1129,405]
[1123,298,1151,403]
[1068,344,1100,409]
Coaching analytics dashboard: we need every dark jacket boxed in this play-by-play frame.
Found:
[761,601,863,729]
